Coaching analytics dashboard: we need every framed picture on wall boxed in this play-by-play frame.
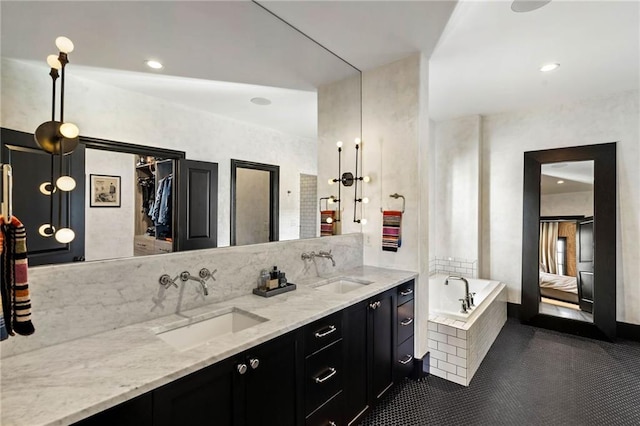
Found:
[90,174,121,207]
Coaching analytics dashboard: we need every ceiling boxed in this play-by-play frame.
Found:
[429,0,640,121]
[2,1,637,133]
[541,161,594,195]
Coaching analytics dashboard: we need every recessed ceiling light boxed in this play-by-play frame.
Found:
[540,63,560,73]
[557,180,564,184]
[250,97,271,106]
[145,60,163,70]
[511,0,552,13]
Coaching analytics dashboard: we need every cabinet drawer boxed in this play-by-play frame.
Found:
[396,334,414,380]
[304,311,342,356]
[397,299,415,344]
[306,391,343,426]
[397,280,415,306]
[305,339,343,415]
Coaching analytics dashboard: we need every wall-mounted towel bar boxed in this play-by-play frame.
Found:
[1,164,13,221]
[380,193,405,213]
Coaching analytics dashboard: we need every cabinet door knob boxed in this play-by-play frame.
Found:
[400,317,414,326]
[314,325,337,338]
[369,300,381,310]
[249,358,260,370]
[313,367,337,384]
[329,422,337,426]
[237,363,248,375]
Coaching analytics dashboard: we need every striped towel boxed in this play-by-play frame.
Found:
[0,215,35,338]
[382,210,402,252]
[320,210,336,236]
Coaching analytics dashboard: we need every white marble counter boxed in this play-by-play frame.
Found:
[0,266,417,426]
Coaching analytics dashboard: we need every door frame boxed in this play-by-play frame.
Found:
[230,159,279,246]
[521,142,616,340]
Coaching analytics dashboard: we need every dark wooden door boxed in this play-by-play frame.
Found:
[1,128,85,266]
[577,218,594,313]
[176,159,218,251]
[370,290,394,401]
[343,300,369,424]
[243,332,298,426]
[153,358,235,426]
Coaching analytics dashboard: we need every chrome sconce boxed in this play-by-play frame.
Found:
[34,36,79,244]
[352,138,369,224]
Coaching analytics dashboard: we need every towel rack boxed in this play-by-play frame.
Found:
[380,193,405,213]
[1,164,13,222]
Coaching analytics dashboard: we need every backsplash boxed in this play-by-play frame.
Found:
[1,234,362,358]
[429,256,478,278]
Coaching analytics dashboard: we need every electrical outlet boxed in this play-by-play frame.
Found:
[365,234,372,246]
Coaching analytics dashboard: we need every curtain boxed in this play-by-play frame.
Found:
[539,222,559,274]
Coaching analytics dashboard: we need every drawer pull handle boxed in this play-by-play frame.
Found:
[399,354,413,365]
[400,317,414,326]
[400,288,413,296]
[313,367,337,384]
[314,325,337,338]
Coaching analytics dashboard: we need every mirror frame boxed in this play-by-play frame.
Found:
[521,142,616,340]
[230,159,280,246]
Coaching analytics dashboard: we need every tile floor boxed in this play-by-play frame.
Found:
[359,318,640,425]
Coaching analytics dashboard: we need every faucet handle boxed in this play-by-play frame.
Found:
[468,292,476,307]
[458,298,468,314]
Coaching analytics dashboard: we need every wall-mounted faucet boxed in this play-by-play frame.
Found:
[301,250,336,267]
[159,268,216,296]
[445,275,474,310]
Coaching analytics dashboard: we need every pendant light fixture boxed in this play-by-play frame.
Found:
[34,36,79,244]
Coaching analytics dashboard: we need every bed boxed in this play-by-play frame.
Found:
[539,271,579,304]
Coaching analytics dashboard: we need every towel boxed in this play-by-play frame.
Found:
[382,210,402,252]
[0,215,35,337]
[320,210,336,236]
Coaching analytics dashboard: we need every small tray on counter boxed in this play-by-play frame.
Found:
[252,283,297,298]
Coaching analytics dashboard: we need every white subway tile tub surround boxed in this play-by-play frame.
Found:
[430,256,478,278]
[428,278,507,386]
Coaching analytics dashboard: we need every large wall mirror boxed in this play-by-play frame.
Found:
[522,143,616,340]
[0,1,362,266]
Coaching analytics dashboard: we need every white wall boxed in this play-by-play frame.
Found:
[319,54,431,357]
[541,191,594,217]
[432,115,481,262]
[480,90,639,324]
[0,58,317,247]
[84,149,136,261]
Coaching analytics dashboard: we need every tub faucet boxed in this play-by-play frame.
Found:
[180,271,209,296]
[445,275,472,309]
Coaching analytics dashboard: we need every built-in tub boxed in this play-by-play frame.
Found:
[427,274,507,386]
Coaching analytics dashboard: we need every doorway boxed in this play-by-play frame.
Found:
[230,159,279,246]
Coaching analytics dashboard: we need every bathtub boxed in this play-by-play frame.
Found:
[427,274,507,386]
[429,275,501,322]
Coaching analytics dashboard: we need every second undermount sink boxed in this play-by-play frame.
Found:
[156,308,268,351]
[315,277,373,294]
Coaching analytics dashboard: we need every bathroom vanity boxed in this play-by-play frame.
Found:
[1,266,417,426]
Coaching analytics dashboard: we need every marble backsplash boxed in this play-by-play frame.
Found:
[1,233,363,358]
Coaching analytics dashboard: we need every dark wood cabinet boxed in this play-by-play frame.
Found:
[155,331,298,426]
[71,280,415,426]
[343,287,397,425]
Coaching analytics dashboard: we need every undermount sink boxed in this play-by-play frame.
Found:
[315,278,373,294]
[156,308,268,351]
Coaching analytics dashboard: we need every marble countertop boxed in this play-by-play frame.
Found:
[0,266,417,426]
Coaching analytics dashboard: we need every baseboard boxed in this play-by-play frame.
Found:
[617,321,640,342]
[506,302,639,342]
[507,302,521,319]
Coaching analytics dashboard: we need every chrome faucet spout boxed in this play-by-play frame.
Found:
[301,250,336,267]
[445,275,471,309]
[180,271,209,296]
